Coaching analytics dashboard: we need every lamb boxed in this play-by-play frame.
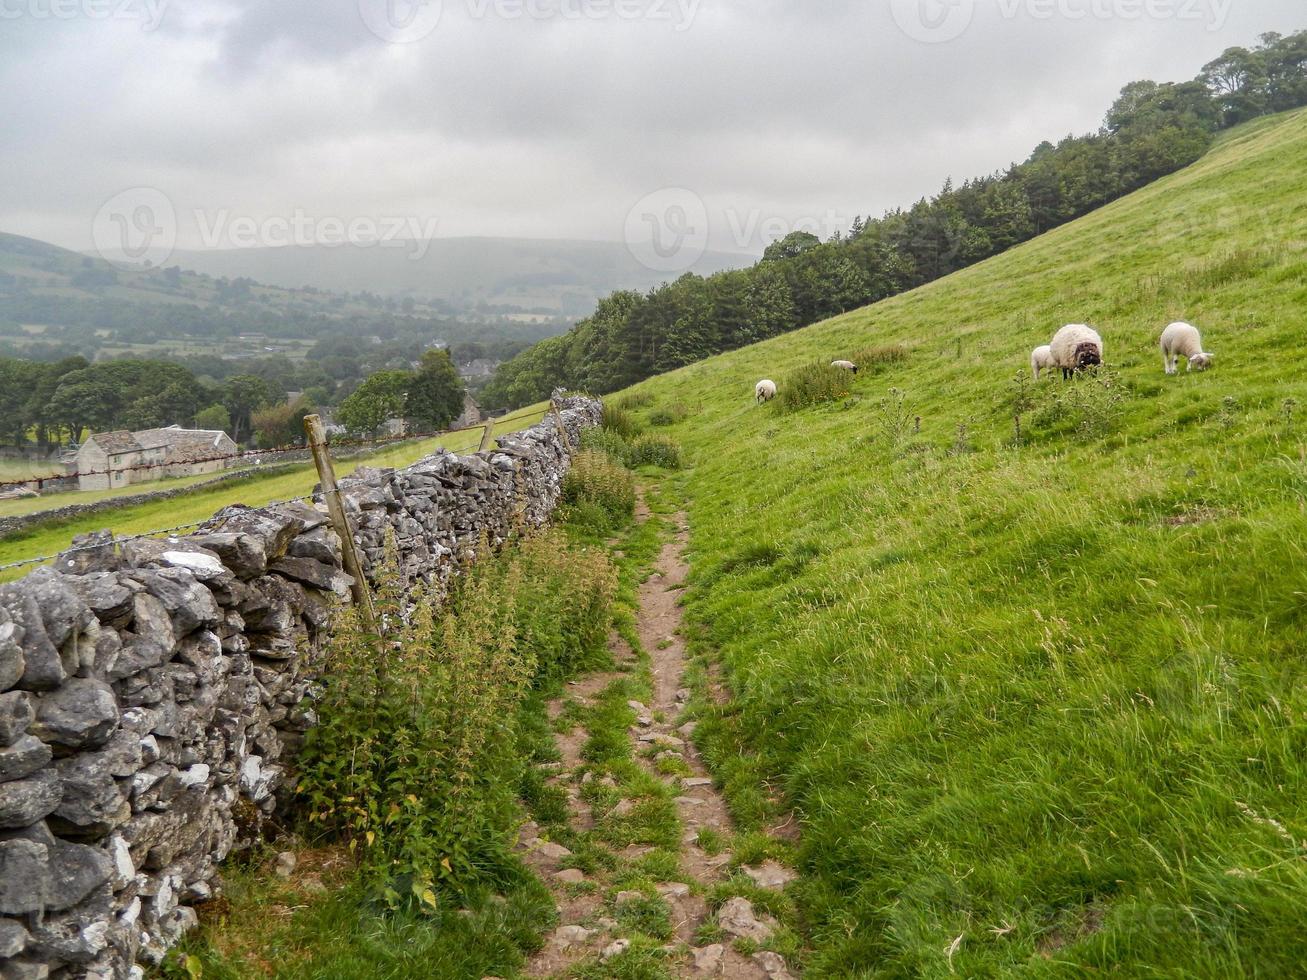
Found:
[1160,321,1214,374]
[1030,345,1056,380]
[755,379,777,403]
[1049,324,1104,380]
[831,360,859,375]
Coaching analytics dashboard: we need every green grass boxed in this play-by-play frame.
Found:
[0,406,547,579]
[0,459,62,481]
[610,109,1307,975]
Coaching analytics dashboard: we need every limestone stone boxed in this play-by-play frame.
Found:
[0,692,36,746]
[717,897,776,941]
[0,770,62,829]
[32,679,118,749]
[0,736,52,783]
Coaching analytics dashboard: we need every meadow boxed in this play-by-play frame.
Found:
[0,406,547,580]
[612,109,1307,975]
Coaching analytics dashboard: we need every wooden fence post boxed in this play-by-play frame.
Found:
[303,414,377,630]
[478,420,495,453]
[550,402,574,451]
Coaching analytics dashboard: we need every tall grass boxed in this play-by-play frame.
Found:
[775,362,855,413]
[561,450,637,532]
[602,402,643,440]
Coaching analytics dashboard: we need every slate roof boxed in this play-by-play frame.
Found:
[85,426,236,464]
[87,431,144,457]
[133,427,236,464]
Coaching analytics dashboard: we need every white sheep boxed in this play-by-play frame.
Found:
[1160,322,1214,374]
[831,360,859,375]
[1049,324,1104,380]
[1030,345,1056,380]
[755,379,777,403]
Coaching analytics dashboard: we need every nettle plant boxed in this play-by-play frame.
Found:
[297,529,615,907]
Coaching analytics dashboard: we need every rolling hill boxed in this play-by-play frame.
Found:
[0,231,568,363]
[169,237,752,316]
[612,108,1307,974]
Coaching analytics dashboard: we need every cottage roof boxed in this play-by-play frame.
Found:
[83,426,235,465]
[87,431,143,456]
[133,426,235,464]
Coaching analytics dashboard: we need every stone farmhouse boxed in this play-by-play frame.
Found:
[75,425,238,492]
[454,392,482,430]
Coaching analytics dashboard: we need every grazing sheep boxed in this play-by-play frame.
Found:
[831,360,859,375]
[1030,345,1056,380]
[755,379,777,403]
[1049,324,1104,380]
[1160,321,1214,374]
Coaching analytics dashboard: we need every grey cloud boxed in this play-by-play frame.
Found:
[0,0,1303,256]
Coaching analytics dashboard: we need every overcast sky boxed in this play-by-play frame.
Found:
[0,0,1302,262]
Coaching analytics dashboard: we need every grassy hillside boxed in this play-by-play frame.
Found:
[0,406,547,581]
[616,108,1307,976]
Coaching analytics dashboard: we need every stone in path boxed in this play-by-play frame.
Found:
[692,944,725,974]
[742,860,798,891]
[718,897,777,942]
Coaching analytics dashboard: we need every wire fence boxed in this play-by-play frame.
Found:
[0,404,553,575]
[0,493,326,574]
[0,405,549,492]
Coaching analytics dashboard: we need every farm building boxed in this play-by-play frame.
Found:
[76,426,238,492]
[454,393,482,430]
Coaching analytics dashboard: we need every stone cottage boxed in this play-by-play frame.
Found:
[75,426,238,492]
[454,393,482,430]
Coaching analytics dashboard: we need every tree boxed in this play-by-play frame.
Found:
[252,397,314,448]
[0,358,31,447]
[763,231,821,263]
[195,404,232,434]
[337,370,410,439]
[406,349,465,431]
[45,379,121,442]
[222,375,277,445]
[1202,46,1268,124]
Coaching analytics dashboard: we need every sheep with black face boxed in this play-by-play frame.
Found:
[1049,324,1104,380]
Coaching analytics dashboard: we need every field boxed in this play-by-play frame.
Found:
[0,406,548,580]
[611,109,1307,975]
[0,458,63,482]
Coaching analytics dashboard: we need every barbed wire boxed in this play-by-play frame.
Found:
[0,491,328,574]
[0,406,547,491]
[0,404,555,574]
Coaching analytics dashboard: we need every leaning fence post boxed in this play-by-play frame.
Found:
[303,414,377,630]
[550,401,574,451]
[478,420,495,453]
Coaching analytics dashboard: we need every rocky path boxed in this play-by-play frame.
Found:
[514,503,799,979]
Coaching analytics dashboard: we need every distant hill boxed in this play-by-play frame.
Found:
[168,237,752,316]
[0,231,566,366]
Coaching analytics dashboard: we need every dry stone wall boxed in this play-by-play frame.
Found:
[0,397,601,979]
